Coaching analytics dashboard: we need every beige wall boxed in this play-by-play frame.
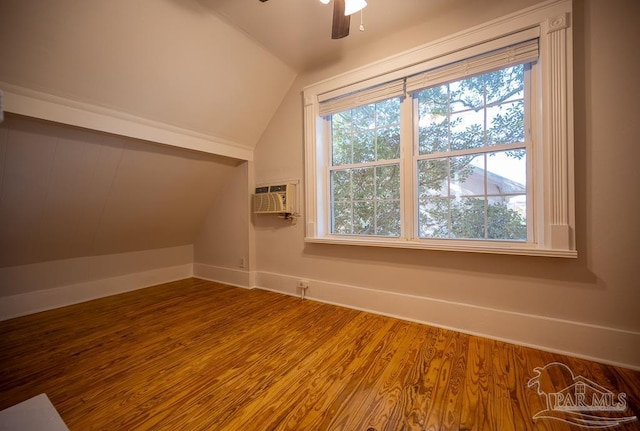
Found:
[0,114,240,268]
[0,114,241,317]
[252,0,640,367]
[0,245,194,319]
[194,161,252,286]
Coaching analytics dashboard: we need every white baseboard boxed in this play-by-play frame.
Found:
[193,262,252,289]
[0,264,193,321]
[255,271,640,371]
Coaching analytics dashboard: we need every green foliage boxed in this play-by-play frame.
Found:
[330,64,528,240]
[487,201,527,240]
[331,164,401,236]
[419,198,526,240]
[332,99,400,166]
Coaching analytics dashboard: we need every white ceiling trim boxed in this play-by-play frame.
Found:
[1,82,253,161]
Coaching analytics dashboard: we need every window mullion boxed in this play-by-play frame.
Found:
[321,116,333,237]
[525,62,536,244]
[483,76,489,240]
[414,142,527,161]
[400,94,415,241]
[330,159,400,170]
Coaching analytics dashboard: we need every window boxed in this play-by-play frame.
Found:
[304,1,576,257]
[414,64,529,241]
[330,97,402,236]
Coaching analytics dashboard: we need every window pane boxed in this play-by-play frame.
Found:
[418,197,449,238]
[450,197,486,239]
[418,150,527,241]
[416,63,525,156]
[332,202,352,234]
[376,164,401,199]
[331,170,351,201]
[414,63,528,242]
[353,130,376,163]
[376,126,400,160]
[486,151,526,194]
[487,100,525,145]
[330,97,401,237]
[330,165,400,237]
[332,97,401,166]
[418,159,448,197]
[418,116,449,154]
[352,104,376,130]
[376,98,401,126]
[332,111,350,132]
[332,112,352,166]
[418,86,449,154]
[450,154,481,196]
[487,196,527,240]
[450,77,484,112]
[352,167,375,200]
[418,85,448,116]
[353,201,374,235]
[485,65,524,105]
[376,201,401,236]
[450,109,484,151]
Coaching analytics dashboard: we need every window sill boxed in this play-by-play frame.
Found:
[304,236,578,258]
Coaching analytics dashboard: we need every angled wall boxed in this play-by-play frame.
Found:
[0,114,241,318]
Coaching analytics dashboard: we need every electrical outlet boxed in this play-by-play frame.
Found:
[239,257,246,269]
[297,279,309,289]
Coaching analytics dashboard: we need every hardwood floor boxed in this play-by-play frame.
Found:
[1,278,638,430]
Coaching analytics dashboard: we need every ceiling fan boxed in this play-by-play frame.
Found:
[258,0,367,39]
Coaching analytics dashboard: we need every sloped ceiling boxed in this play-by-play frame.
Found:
[0,0,296,152]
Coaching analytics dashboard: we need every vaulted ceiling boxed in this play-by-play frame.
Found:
[203,0,461,72]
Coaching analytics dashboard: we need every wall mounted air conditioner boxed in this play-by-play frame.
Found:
[253,182,298,215]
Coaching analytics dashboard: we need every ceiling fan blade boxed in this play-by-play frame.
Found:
[259,0,268,2]
[332,0,350,39]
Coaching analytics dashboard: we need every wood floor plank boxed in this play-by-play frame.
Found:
[393,325,441,430]
[487,342,552,431]
[420,330,469,431]
[1,278,638,430]
[221,312,395,430]
[319,321,423,431]
[162,301,363,430]
[459,335,493,431]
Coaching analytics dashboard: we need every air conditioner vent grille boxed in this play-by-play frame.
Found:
[253,182,297,214]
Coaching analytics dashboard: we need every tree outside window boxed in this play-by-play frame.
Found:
[328,65,528,241]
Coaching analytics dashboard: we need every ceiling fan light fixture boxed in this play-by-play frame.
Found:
[344,0,367,16]
[319,0,330,4]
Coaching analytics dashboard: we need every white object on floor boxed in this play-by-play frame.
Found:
[0,394,69,431]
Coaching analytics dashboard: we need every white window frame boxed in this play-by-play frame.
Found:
[303,0,575,258]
